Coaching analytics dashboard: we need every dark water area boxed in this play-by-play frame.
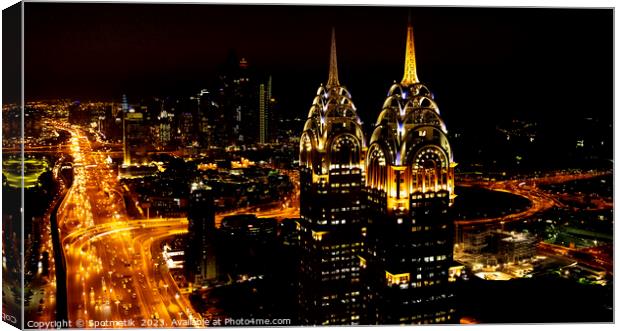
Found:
[451,185,531,220]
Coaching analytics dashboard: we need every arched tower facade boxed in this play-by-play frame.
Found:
[298,29,366,325]
[361,21,457,325]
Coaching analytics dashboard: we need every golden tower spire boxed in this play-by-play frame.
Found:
[326,27,340,88]
[401,19,419,85]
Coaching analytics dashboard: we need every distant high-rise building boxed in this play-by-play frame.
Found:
[235,57,258,144]
[298,29,366,325]
[199,52,279,148]
[212,52,259,146]
[361,20,457,325]
[196,88,227,149]
[98,104,117,139]
[259,84,267,143]
[196,89,212,148]
[165,96,199,148]
[185,186,218,284]
[121,95,130,165]
[157,107,173,148]
[179,111,195,146]
[259,76,273,144]
[123,101,149,164]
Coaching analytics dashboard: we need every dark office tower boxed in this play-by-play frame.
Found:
[99,104,117,140]
[196,89,212,148]
[214,52,258,146]
[259,76,272,144]
[168,96,198,147]
[236,57,259,144]
[196,89,226,149]
[362,21,457,325]
[298,29,366,325]
[185,187,218,284]
[179,111,195,146]
[200,88,227,149]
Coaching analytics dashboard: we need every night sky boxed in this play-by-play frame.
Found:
[25,4,612,130]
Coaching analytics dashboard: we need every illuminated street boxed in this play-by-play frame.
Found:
[53,123,198,326]
[457,170,611,227]
[48,122,299,326]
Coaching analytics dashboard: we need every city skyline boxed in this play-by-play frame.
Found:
[2,3,614,328]
[24,5,611,124]
[20,4,614,172]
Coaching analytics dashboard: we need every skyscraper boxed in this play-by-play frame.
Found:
[361,20,457,324]
[121,95,130,165]
[211,53,260,146]
[196,89,212,148]
[298,29,366,325]
[259,76,272,144]
[118,95,152,165]
[185,186,218,284]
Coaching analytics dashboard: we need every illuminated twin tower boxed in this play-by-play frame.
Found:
[299,21,456,325]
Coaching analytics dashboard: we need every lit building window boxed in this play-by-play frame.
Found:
[386,271,410,286]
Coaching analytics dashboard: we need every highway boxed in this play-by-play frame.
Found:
[60,218,196,326]
[454,171,613,272]
[51,121,299,327]
[53,122,199,327]
[455,170,611,227]
[214,167,300,226]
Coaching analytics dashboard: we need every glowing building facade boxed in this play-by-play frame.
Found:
[298,29,366,325]
[361,22,457,324]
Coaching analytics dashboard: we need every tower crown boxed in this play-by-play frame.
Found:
[326,28,340,89]
[299,28,365,178]
[401,22,419,85]
[366,19,456,208]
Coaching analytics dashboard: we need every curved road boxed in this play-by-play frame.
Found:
[455,171,611,228]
